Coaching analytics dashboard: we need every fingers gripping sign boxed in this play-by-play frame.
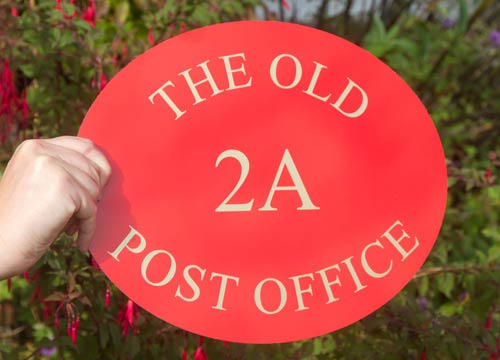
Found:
[0,136,111,279]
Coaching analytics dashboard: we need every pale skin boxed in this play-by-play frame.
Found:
[0,136,111,280]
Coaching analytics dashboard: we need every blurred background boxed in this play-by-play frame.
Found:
[0,0,498,358]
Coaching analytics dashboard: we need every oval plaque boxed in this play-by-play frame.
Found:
[79,21,447,343]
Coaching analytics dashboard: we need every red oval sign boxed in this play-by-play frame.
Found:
[79,21,447,343]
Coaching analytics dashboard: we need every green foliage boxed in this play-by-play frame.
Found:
[1,0,499,359]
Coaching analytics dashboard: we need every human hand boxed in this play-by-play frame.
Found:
[0,136,111,279]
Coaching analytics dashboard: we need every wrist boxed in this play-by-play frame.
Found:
[0,221,31,280]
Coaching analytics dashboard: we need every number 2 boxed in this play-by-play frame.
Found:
[215,150,255,212]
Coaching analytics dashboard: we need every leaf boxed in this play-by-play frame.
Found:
[313,335,336,355]
[19,63,35,78]
[68,291,81,300]
[99,325,109,348]
[44,291,66,302]
[78,332,99,358]
[61,2,76,17]
[109,323,121,348]
[482,227,500,242]
[417,276,429,297]
[0,280,13,301]
[457,0,468,33]
[50,27,62,47]
[78,295,92,306]
[372,14,387,39]
[393,38,417,55]
[115,2,130,24]
[438,302,459,316]
[59,31,74,48]
[32,322,54,342]
[192,4,212,26]
[73,17,93,33]
[487,245,500,262]
[387,24,400,39]
[362,15,391,57]
[437,272,454,298]
[222,1,245,16]
[67,273,76,292]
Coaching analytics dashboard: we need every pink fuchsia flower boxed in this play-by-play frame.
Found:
[11,7,18,16]
[30,285,42,302]
[148,27,155,46]
[66,318,71,337]
[99,73,107,91]
[194,336,208,360]
[105,285,111,308]
[82,0,96,27]
[490,30,500,46]
[71,316,80,344]
[1,59,19,143]
[90,256,101,271]
[485,167,492,180]
[117,299,140,336]
[71,322,77,344]
[0,61,28,142]
[485,314,492,330]
[42,301,53,321]
[66,316,79,344]
[194,346,208,360]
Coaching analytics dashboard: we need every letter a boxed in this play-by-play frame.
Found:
[258,149,319,211]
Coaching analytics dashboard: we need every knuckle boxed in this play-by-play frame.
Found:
[80,197,98,219]
[89,182,100,200]
[51,170,73,193]
[102,161,112,180]
[31,154,56,173]
[83,157,99,179]
[60,135,93,145]
[15,139,45,157]
[81,139,96,156]
[78,136,93,144]
[90,201,98,214]
[90,163,101,182]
